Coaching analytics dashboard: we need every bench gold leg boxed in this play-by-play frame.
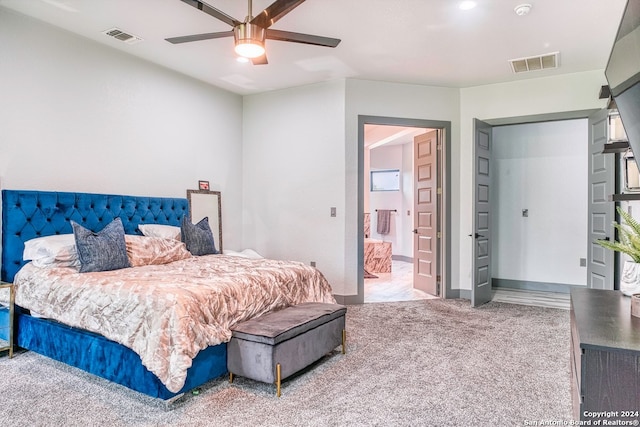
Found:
[229,372,234,383]
[342,329,346,354]
[275,363,281,398]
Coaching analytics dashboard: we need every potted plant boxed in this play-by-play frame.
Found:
[597,206,640,295]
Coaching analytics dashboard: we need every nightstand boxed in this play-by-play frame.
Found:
[0,282,14,358]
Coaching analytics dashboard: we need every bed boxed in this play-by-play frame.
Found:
[0,189,335,400]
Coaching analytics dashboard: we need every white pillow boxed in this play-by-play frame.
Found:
[23,234,80,268]
[223,248,263,259]
[138,224,181,240]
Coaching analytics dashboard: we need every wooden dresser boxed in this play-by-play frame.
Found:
[570,288,640,421]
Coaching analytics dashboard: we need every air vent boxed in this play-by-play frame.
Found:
[509,52,559,74]
[102,28,143,45]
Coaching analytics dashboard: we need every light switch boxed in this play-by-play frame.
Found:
[330,207,336,217]
[522,209,528,217]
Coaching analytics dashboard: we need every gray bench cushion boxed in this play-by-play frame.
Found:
[231,302,347,345]
[228,302,347,388]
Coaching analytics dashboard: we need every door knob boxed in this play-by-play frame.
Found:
[413,229,418,234]
[468,233,485,238]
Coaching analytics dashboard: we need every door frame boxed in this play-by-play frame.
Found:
[357,115,452,301]
[479,109,601,299]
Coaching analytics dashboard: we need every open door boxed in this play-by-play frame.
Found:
[587,109,615,289]
[472,119,492,307]
[413,130,439,296]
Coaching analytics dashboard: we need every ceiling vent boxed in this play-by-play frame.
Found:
[509,52,559,74]
[102,28,143,45]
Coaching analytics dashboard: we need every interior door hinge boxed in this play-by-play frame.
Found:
[436,279,441,295]
[437,188,442,195]
[437,231,441,239]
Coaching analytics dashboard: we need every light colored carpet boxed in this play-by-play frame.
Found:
[0,299,572,426]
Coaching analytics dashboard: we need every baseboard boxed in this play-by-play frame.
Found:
[333,294,363,305]
[492,278,573,294]
[391,255,413,263]
[446,289,471,300]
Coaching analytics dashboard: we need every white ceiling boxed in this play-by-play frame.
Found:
[0,0,628,96]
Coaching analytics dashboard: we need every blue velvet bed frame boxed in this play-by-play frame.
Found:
[0,189,228,400]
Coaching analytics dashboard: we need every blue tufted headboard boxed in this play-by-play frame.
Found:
[1,190,189,283]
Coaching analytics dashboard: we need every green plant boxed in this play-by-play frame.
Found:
[597,206,640,263]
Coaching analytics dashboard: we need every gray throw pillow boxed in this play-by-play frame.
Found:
[181,216,218,256]
[71,218,131,273]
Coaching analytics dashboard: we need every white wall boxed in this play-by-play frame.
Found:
[459,71,610,290]
[401,142,414,257]
[0,9,244,249]
[345,79,461,296]
[2,8,615,299]
[492,120,588,286]
[242,80,346,291]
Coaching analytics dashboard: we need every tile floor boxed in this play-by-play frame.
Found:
[364,260,437,303]
[365,260,571,310]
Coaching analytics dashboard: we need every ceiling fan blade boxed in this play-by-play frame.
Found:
[178,0,240,27]
[251,0,306,29]
[266,29,341,48]
[166,30,234,44]
[251,54,269,65]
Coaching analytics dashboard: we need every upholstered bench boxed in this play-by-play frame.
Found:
[227,302,347,397]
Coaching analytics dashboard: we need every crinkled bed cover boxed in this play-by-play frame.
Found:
[14,255,336,393]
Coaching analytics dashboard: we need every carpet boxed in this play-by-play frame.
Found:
[0,299,572,426]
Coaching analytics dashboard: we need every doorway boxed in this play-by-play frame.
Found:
[357,115,452,303]
[475,110,598,308]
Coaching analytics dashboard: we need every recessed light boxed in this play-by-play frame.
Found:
[459,1,477,10]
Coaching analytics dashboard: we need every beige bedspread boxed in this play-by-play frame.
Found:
[13,255,336,392]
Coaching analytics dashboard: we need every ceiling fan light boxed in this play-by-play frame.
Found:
[234,40,265,58]
[233,23,266,58]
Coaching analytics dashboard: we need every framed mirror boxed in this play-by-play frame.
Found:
[187,189,223,253]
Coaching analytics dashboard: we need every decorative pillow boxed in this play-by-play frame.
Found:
[181,216,218,256]
[23,234,80,268]
[125,235,192,267]
[138,224,181,241]
[72,218,131,273]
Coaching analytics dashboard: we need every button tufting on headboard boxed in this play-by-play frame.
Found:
[1,189,189,283]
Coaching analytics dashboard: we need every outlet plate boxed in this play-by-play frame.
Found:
[310,261,316,267]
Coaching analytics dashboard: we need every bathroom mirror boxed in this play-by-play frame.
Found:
[187,189,223,253]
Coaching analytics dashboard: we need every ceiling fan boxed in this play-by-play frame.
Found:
[166,0,341,65]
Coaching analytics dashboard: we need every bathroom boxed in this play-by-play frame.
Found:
[363,124,433,302]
